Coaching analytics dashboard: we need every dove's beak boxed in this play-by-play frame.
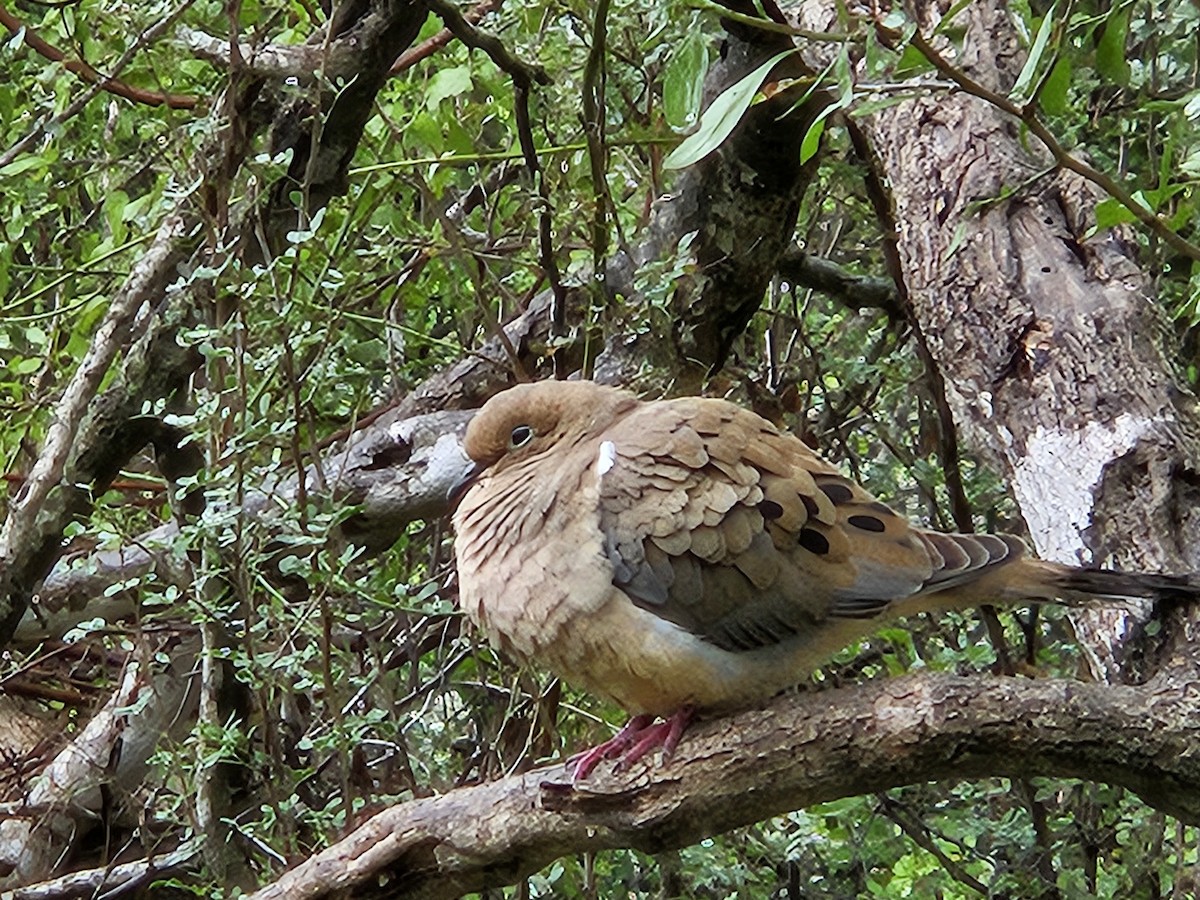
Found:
[447,460,484,514]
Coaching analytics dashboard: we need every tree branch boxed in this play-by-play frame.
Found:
[0,2,197,110]
[898,24,1200,265]
[776,247,900,315]
[249,671,1200,898]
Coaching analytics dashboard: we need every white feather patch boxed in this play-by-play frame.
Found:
[595,440,617,477]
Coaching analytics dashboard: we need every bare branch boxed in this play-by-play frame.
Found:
[4,844,198,900]
[0,212,192,641]
[0,3,197,113]
[776,248,900,314]
[250,672,1200,899]
[0,640,200,884]
[178,25,362,80]
[15,408,474,643]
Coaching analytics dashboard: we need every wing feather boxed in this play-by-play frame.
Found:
[596,396,1025,652]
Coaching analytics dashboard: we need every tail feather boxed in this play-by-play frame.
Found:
[900,546,1199,617]
[1040,564,1199,606]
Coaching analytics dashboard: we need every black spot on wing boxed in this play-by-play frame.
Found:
[848,514,886,533]
[799,528,830,555]
[800,494,819,517]
[817,479,853,504]
[759,499,784,520]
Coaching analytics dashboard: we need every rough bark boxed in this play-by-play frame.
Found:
[794,0,1200,681]
[248,670,1200,899]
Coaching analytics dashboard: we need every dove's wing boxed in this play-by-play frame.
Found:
[597,396,1023,652]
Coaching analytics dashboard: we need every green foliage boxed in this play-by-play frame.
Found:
[664,48,797,170]
[662,26,709,131]
[3,0,1200,896]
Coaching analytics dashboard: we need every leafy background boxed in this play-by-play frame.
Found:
[2,0,1199,895]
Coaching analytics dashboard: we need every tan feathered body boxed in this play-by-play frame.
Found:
[453,382,1189,718]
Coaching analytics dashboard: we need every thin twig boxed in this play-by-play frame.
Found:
[0,3,197,169]
[877,794,991,896]
[898,24,1200,264]
[513,83,567,373]
[0,2,197,109]
[581,0,611,379]
[685,0,852,41]
[421,0,548,88]
[390,0,504,73]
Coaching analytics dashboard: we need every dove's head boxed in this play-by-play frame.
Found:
[462,381,639,471]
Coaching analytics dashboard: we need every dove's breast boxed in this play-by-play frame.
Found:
[454,449,873,715]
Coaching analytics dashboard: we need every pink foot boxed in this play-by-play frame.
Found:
[570,708,695,781]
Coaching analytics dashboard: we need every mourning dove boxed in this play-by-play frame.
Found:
[452,381,1192,778]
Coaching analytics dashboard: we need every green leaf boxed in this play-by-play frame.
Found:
[799,48,854,165]
[1179,147,1200,179]
[663,49,794,170]
[932,0,973,35]
[662,31,707,131]
[1010,3,1056,101]
[1039,57,1071,115]
[0,155,47,177]
[800,118,826,164]
[848,95,910,117]
[1093,196,1138,230]
[407,111,445,154]
[1185,90,1200,121]
[1095,5,1130,86]
[104,190,130,244]
[894,42,935,77]
[425,64,473,109]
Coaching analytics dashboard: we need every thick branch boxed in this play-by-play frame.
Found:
[657,3,828,379]
[251,672,1200,898]
[15,408,473,642]
[0,641,200,883]
[179,25,364,79]
[0,213,193,643]
[776,248,900,314]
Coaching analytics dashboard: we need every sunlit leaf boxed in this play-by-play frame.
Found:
[1011,3,1056,101]
[1095,5,1130,86]
[1039,57,1071,115]
[663,49,794,170]
[426,64,473,109]
[663,30,707,131]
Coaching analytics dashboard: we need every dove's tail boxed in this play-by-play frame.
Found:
[1027,561,1198,607]
[899,533,1198,617]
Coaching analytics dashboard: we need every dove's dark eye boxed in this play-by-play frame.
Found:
[509,425,534,449]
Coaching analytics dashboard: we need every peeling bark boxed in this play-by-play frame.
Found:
[795,0,1200,680]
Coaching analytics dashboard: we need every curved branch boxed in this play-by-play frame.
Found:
[250,671,1200,899]
[776,248,900,314]
[0,3,197,109]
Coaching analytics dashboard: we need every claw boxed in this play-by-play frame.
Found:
[571,707,695,781]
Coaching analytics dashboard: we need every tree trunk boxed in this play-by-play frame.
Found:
[797,0,1200,682]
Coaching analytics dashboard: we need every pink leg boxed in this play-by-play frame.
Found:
[571,714,654,781]
[616,706,694,772]
[571,707,696,781]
